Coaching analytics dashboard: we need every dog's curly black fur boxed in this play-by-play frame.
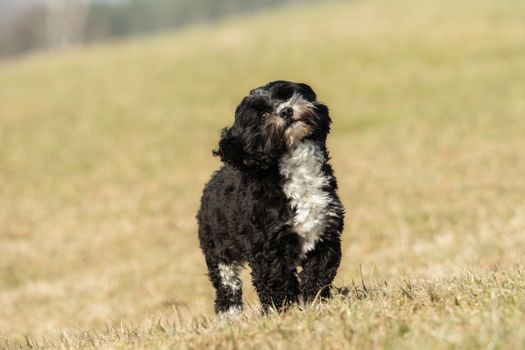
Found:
[197,81,344,316]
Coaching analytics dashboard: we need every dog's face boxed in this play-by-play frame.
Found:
[214,81,331,170]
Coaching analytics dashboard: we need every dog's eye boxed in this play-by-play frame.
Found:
[261,112,270,121]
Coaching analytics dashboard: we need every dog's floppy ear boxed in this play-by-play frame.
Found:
[213,127,274,171]
[213,127,245,169]
[311,102,332,142]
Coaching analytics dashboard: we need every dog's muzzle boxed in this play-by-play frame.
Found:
[279,107,294,120]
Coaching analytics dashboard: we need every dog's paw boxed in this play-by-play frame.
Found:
[217,305,243,323]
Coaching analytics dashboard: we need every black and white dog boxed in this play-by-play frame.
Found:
[197,81,344,317]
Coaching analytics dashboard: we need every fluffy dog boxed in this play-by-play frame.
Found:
[197,81,344,317]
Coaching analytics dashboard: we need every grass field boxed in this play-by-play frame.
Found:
[1,0,525,348]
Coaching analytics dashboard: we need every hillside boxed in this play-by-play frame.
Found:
[1,0,525,348]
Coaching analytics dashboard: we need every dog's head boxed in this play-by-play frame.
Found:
[214,81,331,171]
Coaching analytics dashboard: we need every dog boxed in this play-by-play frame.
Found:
[197,81,344,317]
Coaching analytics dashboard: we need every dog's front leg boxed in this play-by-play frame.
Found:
[299,232,342,303]
[250,258,299,312]
[248,233,301,312]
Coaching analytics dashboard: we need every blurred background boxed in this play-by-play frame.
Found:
[1,0,524,346]
[0,0,316,59]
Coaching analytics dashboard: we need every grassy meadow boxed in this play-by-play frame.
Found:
[1,0,525,348]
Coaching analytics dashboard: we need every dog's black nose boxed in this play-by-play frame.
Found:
[279,107,294,119]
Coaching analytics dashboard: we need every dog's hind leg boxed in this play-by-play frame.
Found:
[204,255,243,317]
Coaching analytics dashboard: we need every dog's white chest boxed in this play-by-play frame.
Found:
[279,141,332,256]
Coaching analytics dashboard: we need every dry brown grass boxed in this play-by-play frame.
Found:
[1,0,525,348]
